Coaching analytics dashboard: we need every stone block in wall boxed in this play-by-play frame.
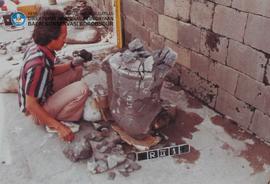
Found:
[124,17,150,46]
[215,88,254,129]
[200,29,210,56]
[209,34,228,65]
[244,14,270,54]
[201,30,228,64]
[265,64,270,86]
[138,0,151,7]
[165,40,191,69]
[152,0,165,14]
[190,51,210,79]
[190,0,214,29]
[209,0,231,6]
[122,0,144,25]
[164,0,191,22]
[227,39,267,82]
[208,62,239,95]
[143,7,159,33]
[213,5,248,42]
[232,0,270,18]
[178,66,218,107]
[235,74,270,116]
[250,110,270,142]
[158,15,178,42]
[178,21,201,52]
[150,32,165,50]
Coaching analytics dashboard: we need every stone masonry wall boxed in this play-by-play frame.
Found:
[86,0,113,14]
[120,0,270,143]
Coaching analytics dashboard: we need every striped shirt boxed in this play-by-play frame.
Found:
[18,44,55,113]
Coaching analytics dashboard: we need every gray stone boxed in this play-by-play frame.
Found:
[178,22,201,52]
[200,29,210,57]
[153,47,177,67]
[96,160,108,173]
[190,52,210,79]
[128,38,144,51]
[227,39,267,82]
[177,66,218,107]
[232,0,270,18]
[107,172,116,180]
[11,42,22,52]
[87,131,104,142]
[118,170,129,177]
[164,0,190,22]
[87,159,98,174]
[216,88,254,129]
[122,50,137,63]
[99,145,108,153]
[127,168,133,173]
[250,110,270,142]
[109,40,177,138]
[0,49,7,55]
[107,154,126,169]
[158,15,178,42]
[62,135,93,162]
[208,62,239,95]
[6,56,13,61]
[143,56,154,72]
[92,123,103,130]
[124,163,130,169]
[213,5,247,42]
[137,50,151,58]
[209,35,228,65]
[191,0,214,29]
[235,74,270,115]
[129,162,142,171]
[244,14,270,54]
[165,40,191,68]
[265,64,270,86]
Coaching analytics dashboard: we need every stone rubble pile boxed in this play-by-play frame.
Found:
[62,123,142,179]
[109,39,177,138]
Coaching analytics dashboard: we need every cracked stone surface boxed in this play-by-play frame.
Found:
[109,39,177,138]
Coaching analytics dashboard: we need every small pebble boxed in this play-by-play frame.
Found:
[107,172,116,180]
[0,49,7,55]
[7,56,13,61]
[118,170,129,177]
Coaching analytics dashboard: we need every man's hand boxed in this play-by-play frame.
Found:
[57,124,75,142]
[26,95,75,142]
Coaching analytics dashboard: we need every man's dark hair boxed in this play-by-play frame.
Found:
[32,9,67,46]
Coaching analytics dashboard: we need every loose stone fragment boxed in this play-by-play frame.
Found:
[96,160,108,173]
[63,135,93,162]
[107,171,116,180]
[107,154,126,169]
[130,161,142,171]
[128,38,144,52]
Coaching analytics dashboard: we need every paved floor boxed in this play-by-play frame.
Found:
[1,87,270,184]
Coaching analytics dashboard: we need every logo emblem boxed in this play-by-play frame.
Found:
[11,12,26,27]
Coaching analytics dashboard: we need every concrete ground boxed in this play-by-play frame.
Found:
[1,86,270,184]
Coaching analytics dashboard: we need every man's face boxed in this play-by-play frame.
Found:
[51,24,67,51]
